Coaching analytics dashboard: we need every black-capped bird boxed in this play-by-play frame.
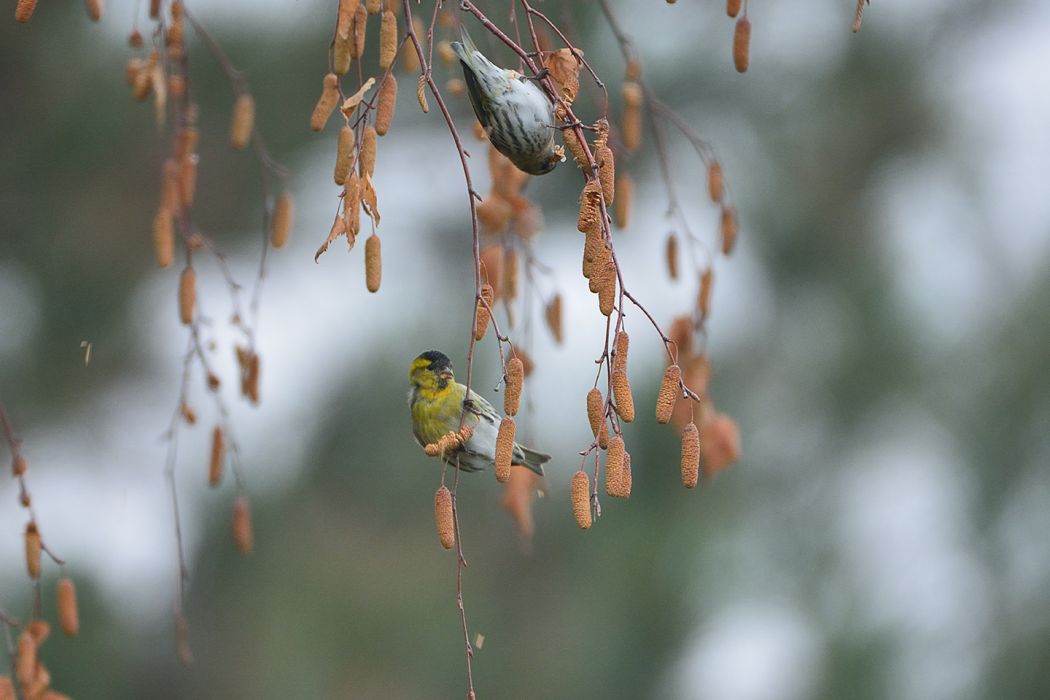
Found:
[408,350,550,475]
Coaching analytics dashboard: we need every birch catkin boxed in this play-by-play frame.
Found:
[545,294,563,343]
[57,577,80,637]
[333,33,352,75]
[606,436,625,497]
[597,145,615,205]
[733,17,751,73]
[613,330,630,372]
[435,486,454,549]
[272,191,293,248]
[707,160,724,202]
[178,267,196,325]
[379,10,398,70]
[494,417,515,483]
[666,234,678,280]
[504,358,523,417]
[351,3,368,59]
[699,268,713,320]
[656,364,681,424]
[365,234,382,292]
[375,75,398,136]
[681,422,700,488]
[334,125,355,185]
[587,388,603,437]
[85,0,102,21]
[24,522,41,579]
[209,426,224,487]
[154,208,174,268]
[310,73,340,132]
[232,496,254,554]
[571,470,591,529]
[402,15,424,73]
[597,262,616,316]
[612,367,635,422]
[474,284,494,340]
[229,94,255,150]
[727,0,741,17]
[614,174,633,229]
[15,0,36,23]
[721,206,738,255]
[360,125,377,177]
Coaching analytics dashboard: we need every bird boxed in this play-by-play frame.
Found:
[451,30,563,176]
[408,350,550,476]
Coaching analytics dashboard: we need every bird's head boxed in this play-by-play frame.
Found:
[409,350,455,392]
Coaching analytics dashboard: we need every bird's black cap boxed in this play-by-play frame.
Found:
[418,350,453,373]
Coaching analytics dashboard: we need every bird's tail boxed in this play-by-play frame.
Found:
[516,446,551,477]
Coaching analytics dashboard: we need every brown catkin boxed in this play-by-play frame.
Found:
[366,0,380,13]
[733,17,751,73]
[587,388,603,437]
[727,0,741,17]
[272,191,293,248]
[365,234,382,292]
[360,125,377,177]
[13,455,27,476]
[434,486,454,549]
[597,145,615,204]
[153,208,174,268]
[379,10,398,70]
[503,246,519,301]
[85,0,102,21]
[504,358,523,417]
[606,435,625,497]
[337,0,355,37]
[350,2,368,58]
[333,33,352,75]
[656,364,681,424]
[545,294,563,343]
[597,262,616,316]
[707,160,724,202]
[15,0,37,23]
[149,0,160,18]
[666,234,679,280]
[474,284,494,340]
[375,76,398,136]
[699,268,713,319]
[208,426,224,487]
[229,94,255,150]
[614,174,633,229]
[0,675,13,700]
[232,496,254,554]
[571,470,591,529]
[57,577,80,637]
[334,125,355,185]
[721,206,738,255]
[597,418,609,449]
[310,73,340,132]
[494,417,515,483]
[402,16,423,73]
[563,127,588,168]
[681,422,700,488]
[178,266,196,325]
[15,632,34,687]
[437,40,456,65]
[613,330,630,372]
[612,367,635,422]
[25,522,41,579]
[179,155,198,207]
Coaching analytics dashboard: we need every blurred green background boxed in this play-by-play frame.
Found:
[3,1,1050,698]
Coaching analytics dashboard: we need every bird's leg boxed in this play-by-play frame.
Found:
[529,67,550,83]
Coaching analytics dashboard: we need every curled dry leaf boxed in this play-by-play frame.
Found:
[544,48,582,105]
[314,215,349,262]
[340,77,377,116]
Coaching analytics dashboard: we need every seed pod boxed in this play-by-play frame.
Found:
[25,522,41,579]
[707,160,724,202]
[365,234,382,292]
[494,417,515,483]
[656,364,681,424]
[727,0,741,17]
[366,0,380,14]
[272,191,294,248]
[721,206,738,255]
[666,234,678,280]
[606,435,625,497]
[586,388,603,437]
[375,75,398,136]
[12,454,27,476]
[416,75,430,113]
[359,125,377,177]
[334,125,355,185]
[178,266,196,325]
[57,577,80,637]
[613,330,629,372]
[310,73,340,132]
[232,496,254,554]
[229,94,255,150]
[402,16,423,73]
[503,246,519,301]
[614,174,633,229]
[333,32,352,75]
[733,17,751,73]
[612,367,635,422]
[474,284,494,341]
[597,145,615,204]
[437,40,456,65]
[209,426,224,487]
[597,261,616,316]
[379,10,398,70]
[505,358,524,417]
[15,632,35,687]
[571,470,591,529]
[699,268,713,319]
[15,0,36,23]
[350,3,368,58]
[85,0,102,21]
[545,294,563,343]
[435,486,454,549]
[153,208,174,268]
[681,422,700,488]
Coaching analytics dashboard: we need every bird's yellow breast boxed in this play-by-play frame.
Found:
[412,382,466,446]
